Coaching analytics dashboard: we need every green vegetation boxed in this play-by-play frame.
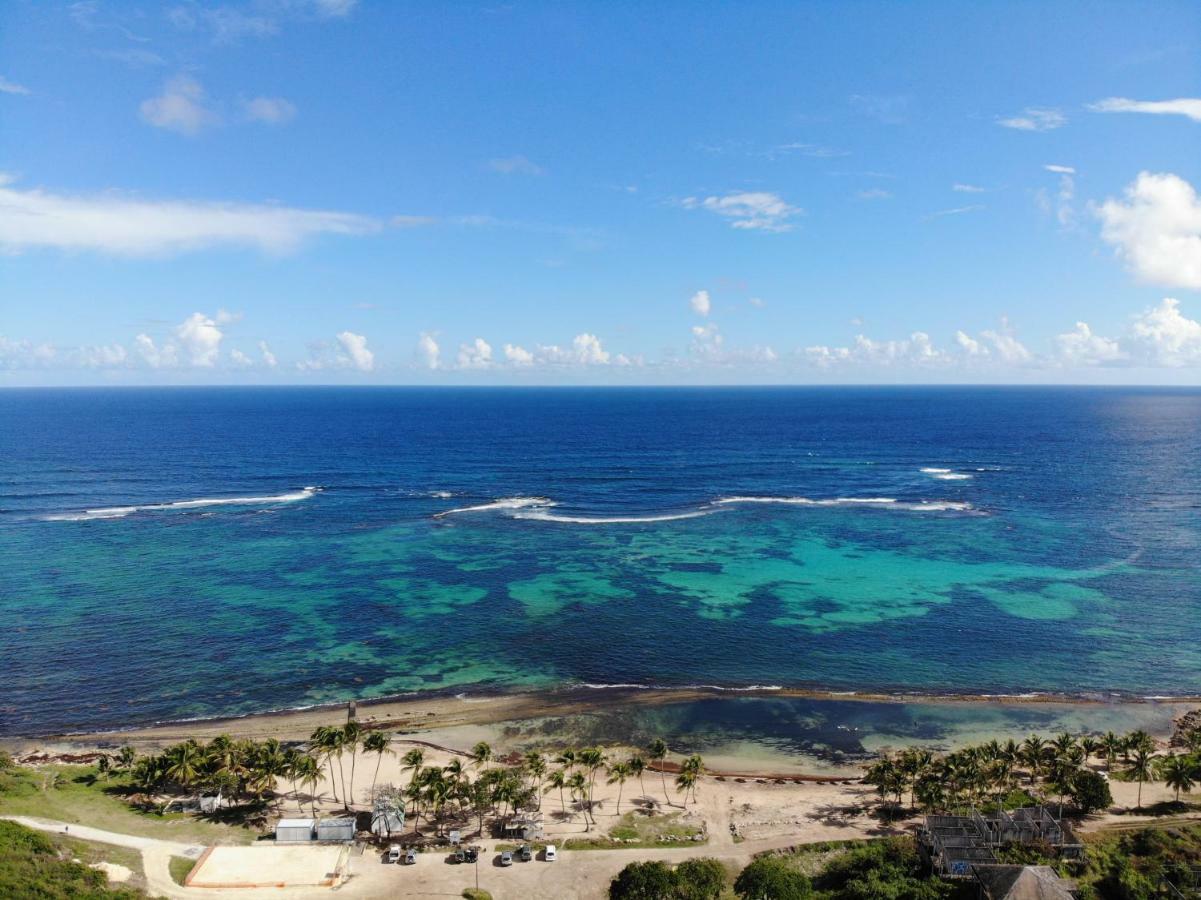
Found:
[864,727,1199,819]
[169,855,197,886]
[734,856,813,899]
[569,810,705,850]
[609,857,731,899]
[461,889,493,900]
[0,819,143,899]
[1072,823,1201,899]
[0,754,254,845]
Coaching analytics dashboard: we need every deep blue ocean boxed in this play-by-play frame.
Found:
[2,387,1199,736]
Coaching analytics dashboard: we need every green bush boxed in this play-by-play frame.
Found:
[675,857,729,899]
[0,819,141,899]
[812,837,954,900]
[734,856,812,899]
[462,889,493,900]
[610,860,679,899]
[1069,770,1113,814]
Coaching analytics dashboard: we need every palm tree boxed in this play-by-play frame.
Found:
[647,738,669,806]
[681,755,704,805]
[545,769,569,814]
[471,741,492,770]
[579,748,606,823]
[675,770,697,806]
[164,741,204,788]
[1080,736,1099,763]
[117,745,138,773]
[554,748,577,774]
[627,755,646,798]
[1127,748,1155,811]
[295,755,321,816]
[567,771,589,829]
[1101,732,1123,772]
[524,752,546,810]
[1157,754,1194,804]
[607,762,632,814]
[1020,736,1047,785]
[400,749,425,816]
[363,732,392,803]
[342,722,362,808]
[309,727,340,804]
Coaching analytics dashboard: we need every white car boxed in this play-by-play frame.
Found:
[386,844,401,864]
[544,844,557,862]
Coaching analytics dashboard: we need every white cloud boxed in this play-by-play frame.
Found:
[979,325,1032,363]
[242,96,296,124]
[258,340,278,368]
[1055,322,1124,366]
[953,183,986,193]
[856,188,892,200]
[504,343,534,366]
[134,332,177,368]
[417,333,440,369]
[1088,97,1201,123]
[1096,172,1201,289]
[537,333,613,366]
[140,75,219,135]
[1036,168,1076,228]
[689,289,711,317]
[805,333,944,368]
[230,348,253,367]
[336,331,373,371]
[0,174,380,256]
[955,331,985,355]
[1127,298,1201,365]
[488,156,544,175]
[997,107,1066,131]
[457,337,493,369]
[1045,164,1076,174]
[74,344,127,368]
[176,311,225,366]
[923,204,984,221]
[0,75,30,95]
[680,191,801,232]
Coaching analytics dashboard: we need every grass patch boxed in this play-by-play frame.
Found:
[169,855,197,886]
[462,889,493,900]
[0,818,144,899]
[566,811,706,850]
[0,762,258,846]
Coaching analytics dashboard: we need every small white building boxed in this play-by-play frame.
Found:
[275,818,316,843]
[316,817,356,842]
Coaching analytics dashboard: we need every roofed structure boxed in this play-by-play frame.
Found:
[971,864,1077,900]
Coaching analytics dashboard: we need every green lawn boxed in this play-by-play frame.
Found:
[169,855,197,886]
[0,762,259,846]
[566,810,707,850]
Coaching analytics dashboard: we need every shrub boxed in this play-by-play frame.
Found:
[734,856,812,899]
[610,860,679,900]
[462,890,493,900]
[1070,770,1114,814]
[0,819,141,899]
[813,837,954,900]
[675,857,729,899]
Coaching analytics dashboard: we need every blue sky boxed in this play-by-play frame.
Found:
[2,0,1200,384]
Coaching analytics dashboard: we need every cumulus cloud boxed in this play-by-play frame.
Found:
[417,332,440,369]
[978,325,1032,363]
[538,333,612,366]
[1055,322,1124,366]
[134,333,176,368]
[0,335,54,370]
[0,75,30,95]
[242,96,296,124]
[0,174,380,256]
[258,340,278,368]
[997,107,1066,131]
[457,337,493,369]
[806,332,946,368]
[689,289,711,317]
[336,331,374,371]
[1088,97,1201,123]
[1127,298,1201,365]
[1096,172,1201,289]
[488,156,544,175]
[504,343,534,366]
[680,191,801,232]
[176,311,225,365]
[955,331,985,355]
[140,75,219,135]
[230,348,253,367]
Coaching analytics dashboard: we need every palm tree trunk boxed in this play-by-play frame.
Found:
[370,755,382,803]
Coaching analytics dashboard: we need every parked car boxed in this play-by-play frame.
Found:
[452,848,466,864]
[386,845,401,864]
[403,848,417,865]
[518,844,532,862]
[500,851,513,867]
[544,844,557,862]
[464,846,480,863]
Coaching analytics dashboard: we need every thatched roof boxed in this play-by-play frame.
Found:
[973,865,1077,900]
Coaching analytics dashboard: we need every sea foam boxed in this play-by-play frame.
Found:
[433,496,555,518]
[46,486,321,521]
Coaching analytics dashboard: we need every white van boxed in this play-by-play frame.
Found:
[387,844,401,863]
[544,844,557,862]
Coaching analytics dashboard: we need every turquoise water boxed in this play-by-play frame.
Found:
[2,387,1199,734]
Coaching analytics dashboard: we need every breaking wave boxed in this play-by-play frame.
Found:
[432,497,555,519]
[514,508,716,524]
[715,496,974,512]
[46,487,322,521]
[921,466,973,481]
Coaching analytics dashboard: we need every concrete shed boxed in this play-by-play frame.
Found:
[316,817,356,842]
[275,818,315,843]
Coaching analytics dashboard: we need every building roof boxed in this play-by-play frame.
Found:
[973,865,1077,900]
[276,818,315,828]
[317,817,356,827]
